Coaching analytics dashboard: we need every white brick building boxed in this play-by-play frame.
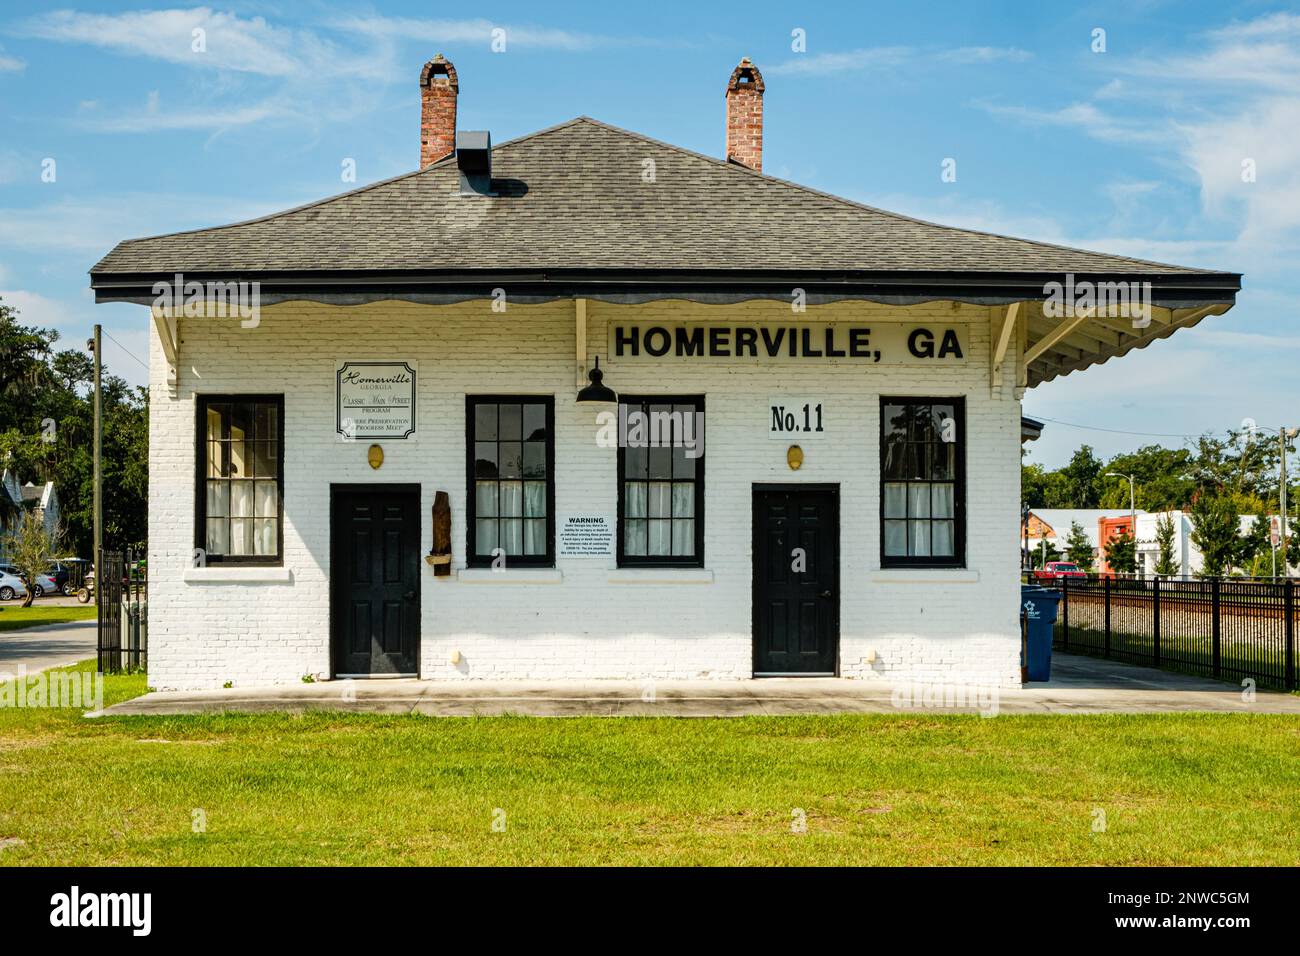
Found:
[89,57,1240,691]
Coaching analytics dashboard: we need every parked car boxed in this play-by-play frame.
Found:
[0,569,29,602]
[1032,561,1088,582]
[44,562,70,594]
[0,564,59,598]
[49,558,91,595]
[76,571,94,604]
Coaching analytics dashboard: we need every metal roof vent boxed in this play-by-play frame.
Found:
[456,131,494,197]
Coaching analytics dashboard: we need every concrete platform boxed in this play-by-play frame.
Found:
[93,653,1300,717]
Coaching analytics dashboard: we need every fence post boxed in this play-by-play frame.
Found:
[1103,575,1111,658]
[1286,578,1295,691]
[1061,576,1069,651]
[95,545,104,674]
[1211,577,1221,680]
[1152,576,1161,667]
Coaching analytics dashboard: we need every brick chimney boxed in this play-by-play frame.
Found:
[725,57,764,172]
[420,54,458,168]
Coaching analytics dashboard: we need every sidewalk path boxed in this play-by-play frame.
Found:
[0,621,97,676]
[95,652,1300,717]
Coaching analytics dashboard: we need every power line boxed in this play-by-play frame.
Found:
[100,329,149,372]
[1031,415,1203,441]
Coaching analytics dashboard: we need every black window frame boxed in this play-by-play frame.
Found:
[617,395,706,569]
[465,395,556,568]
[194,394,285,566]
[878,396,966,569]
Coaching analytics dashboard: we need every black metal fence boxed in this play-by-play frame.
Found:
[97,547,147,674]
[1050,576,1297,690]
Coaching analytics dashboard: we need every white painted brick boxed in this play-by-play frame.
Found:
[146,299,1023,690]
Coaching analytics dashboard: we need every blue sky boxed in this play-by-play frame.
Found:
[0,1,1295,467]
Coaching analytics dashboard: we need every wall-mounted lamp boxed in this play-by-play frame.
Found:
[576,355,617,404]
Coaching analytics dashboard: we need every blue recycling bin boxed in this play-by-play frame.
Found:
[1020,585,1062,681]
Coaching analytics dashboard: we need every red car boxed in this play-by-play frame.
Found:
[1033,561,1087,581]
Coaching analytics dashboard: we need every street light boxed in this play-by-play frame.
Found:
[1105,472,1136,575]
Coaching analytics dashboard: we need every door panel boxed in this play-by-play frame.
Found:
[753,486,839,675]
[332,486,421,676]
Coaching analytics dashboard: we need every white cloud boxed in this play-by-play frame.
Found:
[938,46,1032,65]
[0,290,86,341]
[981,11,1300,271]
[10,8,664,135]
[330,15,619,51]
[1211,12,1300,40]
[0,194,285,255]
[0,53,24,72]
[9,8,405,134]
[12,8,355,78]
[1182,327,1300,350]
[0,149,24,184]
[979,101,1167,145]
[86,100,284,133]
[1102,180,1160,203]
[1094,78,1125,100]
[0,289,148,386]
[769,44,1030,76]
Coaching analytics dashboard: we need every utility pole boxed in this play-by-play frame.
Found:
[91,325,102,606]
[1022,504,1031,571]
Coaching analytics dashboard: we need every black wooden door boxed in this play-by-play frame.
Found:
[753,486,839,675]
[331,485,421,676]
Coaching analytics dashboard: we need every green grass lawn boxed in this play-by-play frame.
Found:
[0,604,96,632]
[0,661,1297,866]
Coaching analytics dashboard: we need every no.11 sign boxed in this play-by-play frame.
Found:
[768,397,826,440]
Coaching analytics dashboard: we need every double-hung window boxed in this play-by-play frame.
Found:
[617,397,705,567]
[467,397,554,566]
[197,395,284,564]
[880,398,964,567]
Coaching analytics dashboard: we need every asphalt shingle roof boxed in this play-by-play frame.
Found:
[91,118,1222,278]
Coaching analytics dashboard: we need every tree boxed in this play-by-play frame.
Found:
[1060,446,1104,508]
[1064,521,1095,572]
[1100,445,1195,512]
[1154,512,1179,576]
[1104,529,1136,576]
[1238,515,1271,572]
[1190,491,1242,578]
[1021,460,1071,509]
[0,295,147,557]
[1030,539,1062,569]
[1,510,59,608]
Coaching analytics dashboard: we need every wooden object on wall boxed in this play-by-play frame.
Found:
[428,490,452,576]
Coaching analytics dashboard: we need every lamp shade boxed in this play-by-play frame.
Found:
[576,356,617,403]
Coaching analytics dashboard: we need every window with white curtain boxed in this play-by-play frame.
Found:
[467,397,554,566]
[198,396,283,564]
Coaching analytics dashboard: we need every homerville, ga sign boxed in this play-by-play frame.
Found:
[609,323,966,363]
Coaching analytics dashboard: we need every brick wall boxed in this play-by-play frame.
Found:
[148,297,1023,690]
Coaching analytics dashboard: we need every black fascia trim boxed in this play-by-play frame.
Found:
[89,267,1242,306]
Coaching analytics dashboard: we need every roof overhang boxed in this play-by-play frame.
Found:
[90,266,1239,389]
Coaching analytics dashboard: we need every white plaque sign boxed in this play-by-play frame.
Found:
[336,361,417,440]
[558,515,615,557]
